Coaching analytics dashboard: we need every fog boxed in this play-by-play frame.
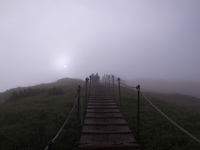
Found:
[1,0,200,92]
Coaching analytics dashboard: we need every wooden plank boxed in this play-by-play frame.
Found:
[84,118,105,124]
[85,112,123,117]
[78,84,139,150]
[82,131,132,134]
[116,118,127,124]
[88,100,114,103]
[89,98,114,100]
[117,125,130,131]
[86,113,105,118]
[88,103,116,105]
[108,134,123,145]
[85,116,124,119]
[82,125,106,131]
[87,106,118,109]
[121,134,137,145]
[87,109,120,113]
[94,134,108,145]
[79,144,140,149]
[79,134,94,145]
[106,125,118,131]
[103,113,123,117]
[84,122,128,125]
[83,125,130,132]
[85,112,123,118]
[105,118,116,124]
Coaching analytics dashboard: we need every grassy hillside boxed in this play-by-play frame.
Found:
[0,78,84,150]
[116,86,200,150]
[1,80,200,149]
[127,79,200,98]
[0,78,83,103]
[144,91,200,112]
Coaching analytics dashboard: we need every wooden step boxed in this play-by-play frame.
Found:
[79,143,140,150]
[86,110,120,113]
[88,100,114,103]
[85,116,124,118]
[79,84,139,150]
[82,131,132,134]
[88,103,116,105]
[87,106,118,109]
[86,112,123,118]
[82,124,130,130]
[84,123,128,125]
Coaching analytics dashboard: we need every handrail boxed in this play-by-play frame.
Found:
[120,81,200,144]
[120,82,136,89]
[103,75,140,140]
[43,77,90,150]
[44,91,81,150]
[142,93,200,144]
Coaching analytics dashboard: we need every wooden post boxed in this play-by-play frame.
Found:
[85,77,89,106]
[112,75,115,99]
[89,75,92,98]
[136,85,140,141]
[108,75,111,94]
[77,85,81,142]
[117,78,121,110]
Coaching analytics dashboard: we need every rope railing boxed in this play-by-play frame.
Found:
[120,80,200,144]
[43,77,90,150]
[120,82,136,89]
[44,90,81,150]
[43,73,199,149]
[102,75,140,141]
[142,93,200,144]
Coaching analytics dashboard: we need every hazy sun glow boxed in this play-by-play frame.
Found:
[56,56,70,70]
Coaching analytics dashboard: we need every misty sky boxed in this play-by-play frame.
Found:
[1,0,200,92]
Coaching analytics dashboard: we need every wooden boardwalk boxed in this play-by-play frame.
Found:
[78,84,140,150]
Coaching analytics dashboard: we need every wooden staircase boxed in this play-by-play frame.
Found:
[78,84,140,150]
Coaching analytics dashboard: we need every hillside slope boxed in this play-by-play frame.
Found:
[0,82,200,149]
[127,79,200,98]
[0,77,84,103]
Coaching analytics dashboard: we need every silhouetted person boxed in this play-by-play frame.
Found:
[91,73,100,84]
[95,73,100,83]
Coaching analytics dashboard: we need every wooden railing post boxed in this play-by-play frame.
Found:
[105,74,108,87]
[136,85,140,141]
[108,75,111,94]
[77,85,81,142]
[112,75,115,99]
[117,78,121,110]
[89,75,92,98]
[85,77,89,106]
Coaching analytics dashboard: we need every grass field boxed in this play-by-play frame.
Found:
[0,78,84,150]
[117,86,200,150]
[0,80,200,150]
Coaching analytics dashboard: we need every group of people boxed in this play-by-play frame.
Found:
[90,73,100,84]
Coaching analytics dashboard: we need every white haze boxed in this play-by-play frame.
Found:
[1,0,200,92]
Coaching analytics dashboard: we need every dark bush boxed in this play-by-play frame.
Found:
[8,88,44,102]
[47,87,64,95]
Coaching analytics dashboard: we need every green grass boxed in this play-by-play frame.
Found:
[1,82,200,150]
[116,86,200,150]
[0,83,84,150]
